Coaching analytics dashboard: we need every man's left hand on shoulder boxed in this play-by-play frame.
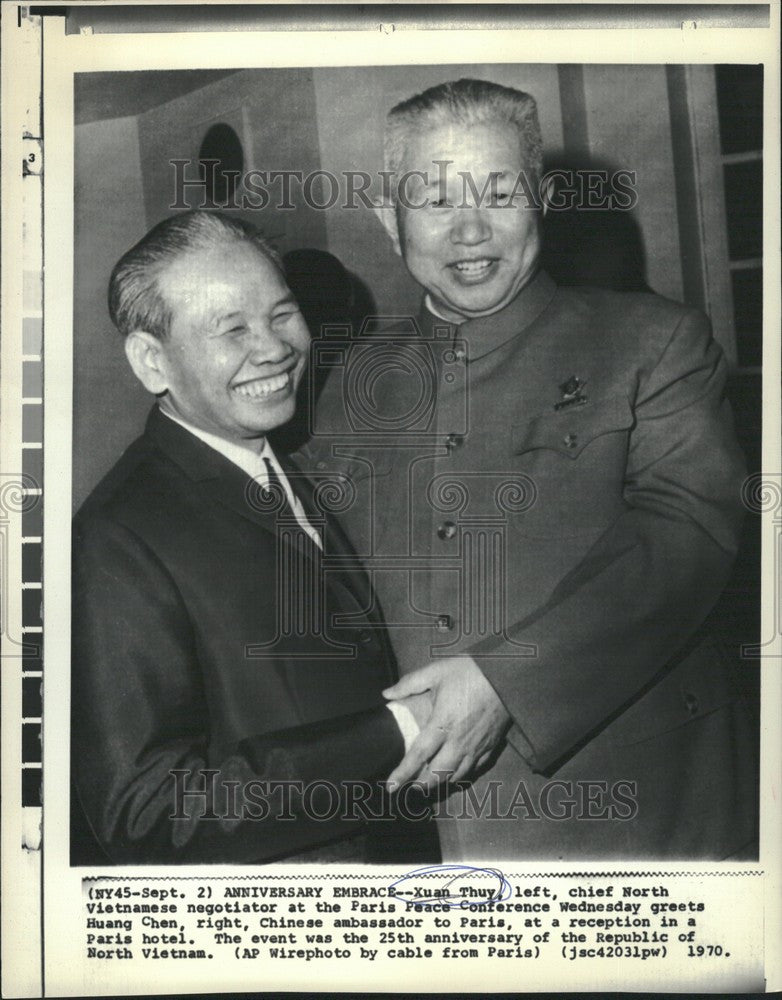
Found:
[383,656,511,793]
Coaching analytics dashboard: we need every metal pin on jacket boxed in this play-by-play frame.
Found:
[554,375,588,410]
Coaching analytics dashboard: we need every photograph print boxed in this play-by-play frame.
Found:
[70,63,762,866]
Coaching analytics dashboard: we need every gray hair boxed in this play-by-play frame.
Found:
[384,78,543,201]
[108,210,282,339]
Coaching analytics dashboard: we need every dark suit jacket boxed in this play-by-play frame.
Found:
[300,271,758,859]
[72,407,415,864]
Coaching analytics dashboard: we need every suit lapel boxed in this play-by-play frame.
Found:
[145,406,293,542]
[146,407,378,626]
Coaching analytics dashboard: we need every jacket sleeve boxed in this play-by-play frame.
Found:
[71,515,405,864]
[471,309,746,772]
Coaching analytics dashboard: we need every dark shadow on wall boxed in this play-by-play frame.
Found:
[272,249,377,456]
[540,157,652,294]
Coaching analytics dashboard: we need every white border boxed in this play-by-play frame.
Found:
[21,11,782,996]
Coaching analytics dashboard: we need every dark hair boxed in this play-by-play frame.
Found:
[107,210,282,339]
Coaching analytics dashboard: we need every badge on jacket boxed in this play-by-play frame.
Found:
[554,375,588,410]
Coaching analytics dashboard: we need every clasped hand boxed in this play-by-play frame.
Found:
[384,656,511,794]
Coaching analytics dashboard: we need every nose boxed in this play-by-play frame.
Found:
[449,207,491,246]
[247,323,294,367]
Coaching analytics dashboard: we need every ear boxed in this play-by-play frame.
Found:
[124,330,169,396]
[372,200,403,257]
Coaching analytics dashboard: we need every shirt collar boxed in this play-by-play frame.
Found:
[419,269,556,361]
[159,407,275,481]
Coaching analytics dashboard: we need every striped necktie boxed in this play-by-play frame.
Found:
[263,456,322,550]
[262,456,295,518]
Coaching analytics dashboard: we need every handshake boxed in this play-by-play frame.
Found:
[382,655,512,794]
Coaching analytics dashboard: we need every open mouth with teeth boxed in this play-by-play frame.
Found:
[449,258,499,282]
[232,370,293,400]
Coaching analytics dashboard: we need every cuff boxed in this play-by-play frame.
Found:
[386,702,420,753]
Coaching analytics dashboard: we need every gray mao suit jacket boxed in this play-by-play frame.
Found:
[298,270,758,861]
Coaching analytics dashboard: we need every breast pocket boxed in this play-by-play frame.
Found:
[510,395,634,538]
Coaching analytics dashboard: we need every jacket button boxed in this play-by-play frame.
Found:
[563,433,578,449]
[437,521,457,540]
[445,433,464,451]
[683,692,699,717]
[435,614,453,631]
[357,628,373,644]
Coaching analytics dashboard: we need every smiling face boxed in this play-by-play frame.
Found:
[148,240,310,444]
[387,121,543,323]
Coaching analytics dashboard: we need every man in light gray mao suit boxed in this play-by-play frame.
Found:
[300,78,757,860]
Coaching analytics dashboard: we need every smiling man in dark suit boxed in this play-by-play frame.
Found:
[71,210,434,865]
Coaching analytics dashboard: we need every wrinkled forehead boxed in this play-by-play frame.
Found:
[397,119,527,177]
[157,241,286,318]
